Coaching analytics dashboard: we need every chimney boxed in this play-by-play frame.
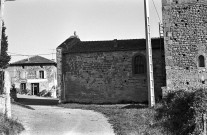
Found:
[114,39,118,47]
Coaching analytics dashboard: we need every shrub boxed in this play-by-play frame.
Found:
[38,90,52,97]
[0,113,24,135]
[17,88,31,95]
[156,88,207,135]
[44,91,52,97]
[38,90,47,96]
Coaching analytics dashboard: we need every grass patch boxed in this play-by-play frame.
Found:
[0,113,24,135]
[58,103,163,135]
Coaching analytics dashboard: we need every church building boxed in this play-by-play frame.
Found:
[56,36,165,103]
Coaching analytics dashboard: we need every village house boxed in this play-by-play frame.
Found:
[56,35,166,103]
[6,55,57,98]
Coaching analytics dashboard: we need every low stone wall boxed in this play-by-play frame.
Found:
[0,95,5,114]
[0,71,11,118]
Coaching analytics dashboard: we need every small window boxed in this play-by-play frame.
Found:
[198,55,205,67]
[20,83,26,90]
[39,71,44,79]
[133,55,146,74]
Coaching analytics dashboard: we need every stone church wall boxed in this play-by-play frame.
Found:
[162,0,207,91]
[60,50,165,103]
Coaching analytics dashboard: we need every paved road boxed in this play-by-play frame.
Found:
[12,95,115,135]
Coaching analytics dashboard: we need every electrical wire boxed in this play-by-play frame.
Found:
[151,0,161,22]
[8,52,28,56]
[8,52,56,56]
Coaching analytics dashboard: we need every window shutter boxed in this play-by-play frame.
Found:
[44,71,47,79]
[20,72,23,79]
[36,70,39,79]
[20,71,26,79]
[25,71,27,79]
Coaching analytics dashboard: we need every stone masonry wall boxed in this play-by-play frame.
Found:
[61,50,165,103]
[163,0,207,91]
[56,48,63,99]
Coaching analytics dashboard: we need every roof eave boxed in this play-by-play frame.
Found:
[9,63,57,67]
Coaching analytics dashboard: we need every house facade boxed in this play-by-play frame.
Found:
[6,56,57,98]
[56,36,166,103]
[162,0,207,92]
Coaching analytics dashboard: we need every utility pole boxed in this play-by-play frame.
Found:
[159,23,164,38]
[144,0,155,107]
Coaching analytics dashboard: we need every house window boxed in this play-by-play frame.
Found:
[39,71,44,79]
[20,83,26,90]
[133,55,146,74]
[198,55,205,67]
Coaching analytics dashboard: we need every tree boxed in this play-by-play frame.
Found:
[0,23,11,69]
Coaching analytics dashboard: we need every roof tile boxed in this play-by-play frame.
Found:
[10,55,56,66]
[58,37,164,54]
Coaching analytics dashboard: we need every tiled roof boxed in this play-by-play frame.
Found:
[10,55,56,66]
[57,37,164,54]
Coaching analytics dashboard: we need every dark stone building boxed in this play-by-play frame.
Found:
[56,36,165,103]
[162,0,207,92]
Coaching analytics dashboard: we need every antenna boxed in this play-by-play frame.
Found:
[50,49,56,62]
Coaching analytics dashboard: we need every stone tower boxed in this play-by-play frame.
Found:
[162,0,207,92]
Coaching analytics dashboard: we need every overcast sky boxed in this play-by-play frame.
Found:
[4,0,162,62]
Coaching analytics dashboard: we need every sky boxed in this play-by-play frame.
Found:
[4,0,162,63]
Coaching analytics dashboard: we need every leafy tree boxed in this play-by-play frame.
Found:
[0,23,11,69]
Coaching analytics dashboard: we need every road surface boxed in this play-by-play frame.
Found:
[12,95,115,135]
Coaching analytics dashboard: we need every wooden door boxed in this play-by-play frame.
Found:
[31,83,39,95]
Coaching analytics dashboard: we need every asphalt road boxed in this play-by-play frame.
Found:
[12,95,115,135]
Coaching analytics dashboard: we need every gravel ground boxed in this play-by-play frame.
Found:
[12,95,115,135]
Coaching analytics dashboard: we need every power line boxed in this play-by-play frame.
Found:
[151,0,161,22]
[8,52,28,56]
[8,52,56,57]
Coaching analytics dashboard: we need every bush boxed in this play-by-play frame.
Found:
[38,90,52,97]
[156,88,207,135]
[38,90,47,97]
[44,92,52,97]
[0,113,24,135]
[17,88,31,95]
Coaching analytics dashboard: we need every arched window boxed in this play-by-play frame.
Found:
[198,55,205,67]
[133,55,146,74]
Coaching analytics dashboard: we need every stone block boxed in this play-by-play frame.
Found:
[61,50,165,103]
[0,95,5,115]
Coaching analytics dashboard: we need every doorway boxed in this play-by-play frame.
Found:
[31,83,39,95]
